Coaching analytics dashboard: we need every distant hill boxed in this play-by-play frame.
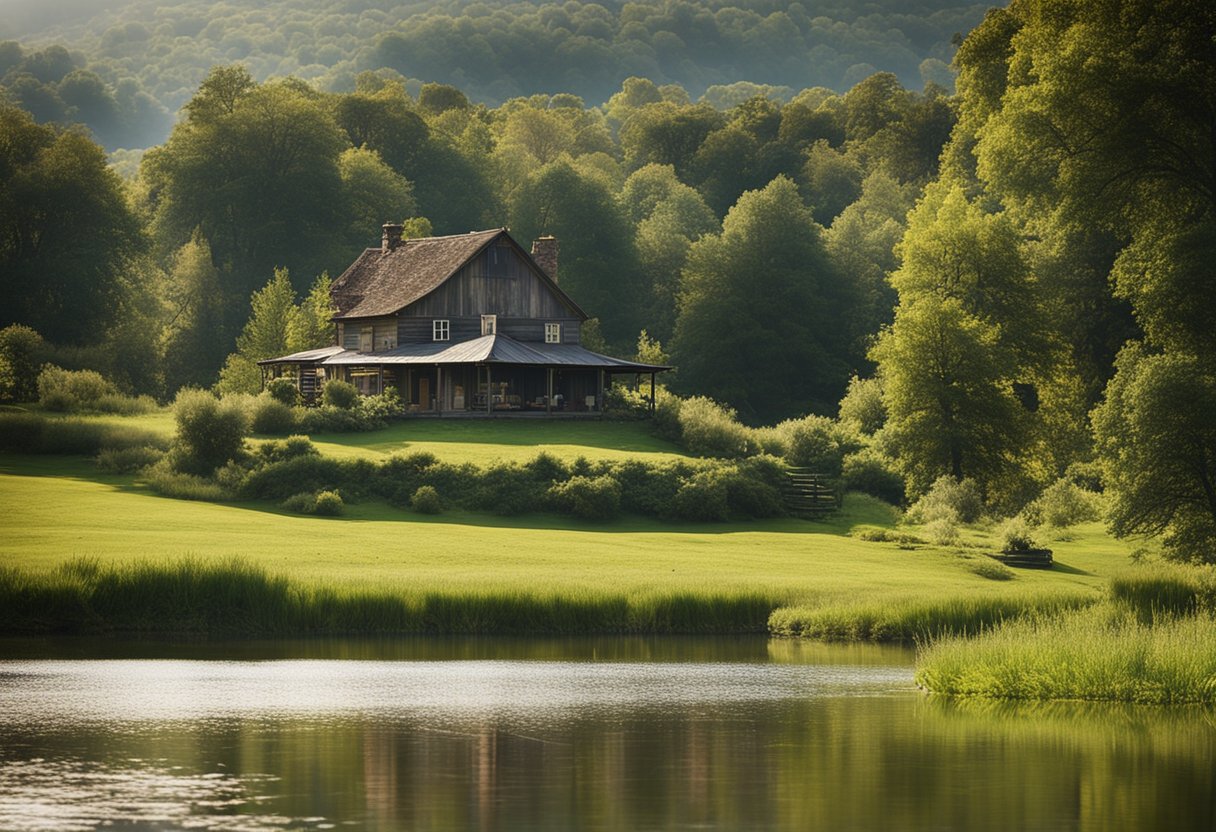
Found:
[1,0,987,149]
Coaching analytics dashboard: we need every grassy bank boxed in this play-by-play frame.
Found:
[916,566,1216,704]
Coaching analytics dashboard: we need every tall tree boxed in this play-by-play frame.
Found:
[162,233,229,393]
[671,176,856,423]
[0,104,144,344]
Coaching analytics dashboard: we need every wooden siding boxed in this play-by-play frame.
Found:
[342,317,397,351]
[400,243,576,322]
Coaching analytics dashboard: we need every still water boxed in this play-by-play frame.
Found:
[0,637,1213,831]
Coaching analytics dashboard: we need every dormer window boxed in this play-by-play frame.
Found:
[481,314,497,336]
[432,319,449,341]
[545,323,561,344]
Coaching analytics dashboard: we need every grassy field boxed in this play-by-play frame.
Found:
[0,410,1140,638]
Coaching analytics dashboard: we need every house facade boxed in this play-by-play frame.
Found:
[260,225,667,415]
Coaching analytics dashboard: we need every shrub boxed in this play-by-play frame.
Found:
[171,388,251,475]
[749,425,787,457]
[250,394,298,435]
[525,451,570,483]
[240,453,354,500]
[998,515,1039,553]
[358,388,403,419]
[652,391,683,442]
[322,379,359,409]
[970,561,1016,581]
[92,393,158,415]
[470,462,544,516]
[265,377,300,406]
[411,485,443,514]
[145,461,230,501]
[1023,478,1102,529]
[906,476,984,524]
[612,458,688,516]
[297,404,385,433]
[255,435,318,463]
[925,516,961,546]
[312,489,345,516]
[841,447,905,505]
[670,469,731,521]
[837,375,885,435]
[37,365,117,411]
[0,324,46,402]
[548,474,622,521]
[775,414,858,476]
[677,396,751,458]
[96,445,164,473]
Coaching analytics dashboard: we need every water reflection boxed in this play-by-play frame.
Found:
[0,639,1212,831]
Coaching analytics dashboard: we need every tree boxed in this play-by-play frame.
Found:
[0,324,47,402]
[671,176,856,423]
[215,269,298,395]
[287,273,337,354]
[337,146,416,256]
[871,296,1027,497]
[0,104,144,345]
[1091,345,1216,563]
[162,233,229,393]
[509,159,645,347]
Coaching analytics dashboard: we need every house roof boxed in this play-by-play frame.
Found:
[262,333,669,372]
[329,228,585,321]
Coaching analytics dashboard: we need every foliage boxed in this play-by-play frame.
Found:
[1092,345,1216,563]
[547,475,622,521]
[998,516,1039,554]
[905,475,983,525]
[0,324,47,402]
[0,412,166,456]
[670,469,732,522]
[1022,478,1102,530]
[250,395,298,436]
[841,446,905,505]
[321,380,359,410]
[837,375,885,435]
[672,176,858,423]
[95,445,164,473]
[265,377,299,406]
[410,485,443,515]
[37,366,115,411]
[773,414,857,476]
[161,233,227,394]
[282,489,344,516]
[675,396,752,458]
[170,388,250,475]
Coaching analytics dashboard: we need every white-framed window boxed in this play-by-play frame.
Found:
[432,319,450,341]
[545,322,561,344]
[481,314,497,336]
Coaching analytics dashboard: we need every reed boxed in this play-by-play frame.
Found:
[768,592,1095,642]
[1108,563,1216,622]
[915,606,1216,704]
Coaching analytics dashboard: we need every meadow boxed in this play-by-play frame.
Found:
[0,411,1135,641]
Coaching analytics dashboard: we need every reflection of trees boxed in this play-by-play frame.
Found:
[5,695,1213,829]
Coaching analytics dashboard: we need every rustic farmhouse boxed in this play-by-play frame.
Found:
[260,225,667,415]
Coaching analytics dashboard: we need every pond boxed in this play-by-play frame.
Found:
[0,637,1212,831]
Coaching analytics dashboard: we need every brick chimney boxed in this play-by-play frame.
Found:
[381,222,404,252]
[531,235,559,282]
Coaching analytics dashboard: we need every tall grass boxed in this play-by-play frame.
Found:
[915,607,1216,704]
[0,411,168,455]
[1109,563,1216,622]
[0,558,780,637]
[768,592,1095,642]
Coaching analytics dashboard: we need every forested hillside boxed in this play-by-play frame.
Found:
[1,0,981,149]
[1,0,1213,563]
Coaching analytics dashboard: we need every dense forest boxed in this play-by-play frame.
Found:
[0,0,980,149]
[1,0,1213,562]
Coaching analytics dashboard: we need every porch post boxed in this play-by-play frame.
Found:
[437,366,443,412]
[377,367,383,396]
[546,367,553,414]
[486,364,493,414]
[597,369,605,413]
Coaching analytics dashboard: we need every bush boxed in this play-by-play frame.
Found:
[255,435,318,463]
[92,393,158,415]
[548,474,622,521]
[0,324,46,402]
[250,395,298,435]
[96,445,164,473]
[652,391,683,442]
[312,489,345,516]
[470,462,544,516]
[998,515,1039,553]
[906,476,984,524]
[925,516,961,546]
[677,396,751,458]
[37,365,116,412]
[775,414,858,476]
[322,379,359,409]
[612,458,689,516]
[297,404,385,433]
[171,388,251,475]
[240,453,354,500]
[670,469,731,521]
[841,447,905,505]
[358,388,403,419]
[837,375,885,435]
[265,377,300,406]
[145,460,231,501]
[1023,478,1102,529]
[411,485,443,514]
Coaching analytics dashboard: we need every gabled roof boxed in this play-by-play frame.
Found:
[330,228,585,321]
[313,333,669,371]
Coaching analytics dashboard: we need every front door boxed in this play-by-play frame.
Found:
[419,377,430,411]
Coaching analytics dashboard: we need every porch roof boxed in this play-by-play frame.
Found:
[261,334,669,372]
